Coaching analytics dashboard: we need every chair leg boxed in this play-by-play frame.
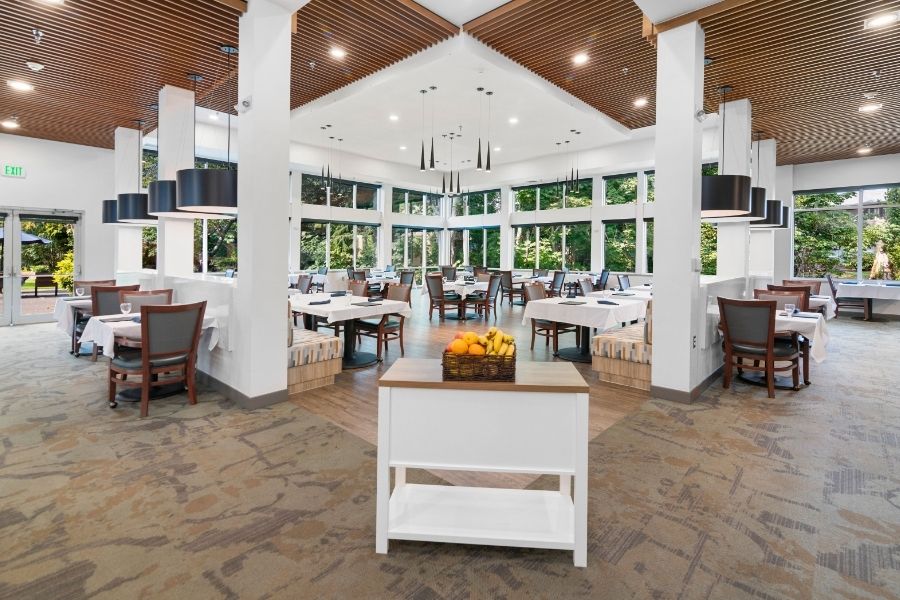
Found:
[187,364,198,405]
[792,359,800,391]
[399,327,405,356]
[802,340,811,385]
[723,353,732,389]
[140,378,150,418]
[91,344,99,362]
[552,324,559,354]
[108,371,118,408]
[530,322,536,350]
[766,362,775,398]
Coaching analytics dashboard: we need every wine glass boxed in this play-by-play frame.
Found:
[120,302,132,315]
[784,303,795,316]
[75,287,85,297]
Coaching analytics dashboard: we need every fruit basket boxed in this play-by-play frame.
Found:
[441,328,516,381]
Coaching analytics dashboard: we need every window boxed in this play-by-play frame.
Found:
[514,224,589,271]
[513,226,536,268]
[301,174,328,205]
[301,221,379,270]
[425,229,439,270]
[539,225,563,269]
[604,221,636,271]
[645,220,654,273]
[392,189,406,214]
[329,223,353,269]
[392,227,440,284]
[565,179,592,208]
[700,223,717,275]
[449,230,465,266]
[566,223,592,271]
[356,184,378,210]
[538,183,563,210]
[467,192,485,216]
[142,227,156,270]
[408,191,424,215]
[486,190,501,214]
[451,196,466,217]
[355,224,378,268]
[514,187,536,211]
[646,172,655,203]
[391,227,405,268]
[299,221,327,269]
[425,194,441,216]
[485,228,501,268]
[604,174,638,205]
[469,229,484,267]
[200,219,238,272]
[330,180,353,208]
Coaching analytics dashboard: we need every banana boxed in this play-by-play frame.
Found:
[505,344,516,357]
[478,336,488,346]
[494,329,504,344]
[487,326,498,337]
[498,342,509,355]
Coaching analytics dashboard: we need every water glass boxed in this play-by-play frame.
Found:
[75,287,85,297]
[120,302,132,315]
[784,303,795,315]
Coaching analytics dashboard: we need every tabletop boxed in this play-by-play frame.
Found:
[54,296,92,334]
[420,280,488,298]
[588,290,652,303]
[808,295,837,319]
[836,282,900,300]
[522,296,647,332]
[80,314,220,358]
[290,293,412,323]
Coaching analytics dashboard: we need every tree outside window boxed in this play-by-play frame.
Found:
[539,183,563,210]
[469,229,484,267]
[565,179,593,208]
[514,226,536,268]
[486,228,501,268]
[515,187,536,211]
[604,174,638,205]
[604,221,636,271]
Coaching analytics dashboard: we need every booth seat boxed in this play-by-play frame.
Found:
[288,328,343,394]
[591,302,653,391]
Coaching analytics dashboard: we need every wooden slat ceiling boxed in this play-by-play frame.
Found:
[466,0,900,165]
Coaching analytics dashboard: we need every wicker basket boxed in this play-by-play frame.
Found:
[442,351,516,381]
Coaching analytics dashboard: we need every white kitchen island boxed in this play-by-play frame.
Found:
[375,358,590,567]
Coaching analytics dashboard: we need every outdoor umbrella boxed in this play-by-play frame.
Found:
[0,228,51,245]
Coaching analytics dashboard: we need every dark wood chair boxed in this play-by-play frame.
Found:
[356,283,411,361]
[596,269,610,291]
[441,266,457,280]
[533,268,549,278]
[313,267,327,292]
[718,297,800,398]
[80,284,140,360]
[425,273,462,320]
[70,279,116,354]
[547,271,566,297]
[107,301,207,417]
[754,289,812,385]
[499,270,525,306]
[33,274,58,297]
[782,279,822,294]
[348,280,369,297]
[578,278,594,296]
[473,266,488,276]
[617,274,631,291]
[524,283,579,352]
[118,289,174,309]
[465,274,502,320]
[295,274,312,294]
[826,274,868,319]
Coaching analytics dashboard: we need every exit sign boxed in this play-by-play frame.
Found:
[2,164,26,178]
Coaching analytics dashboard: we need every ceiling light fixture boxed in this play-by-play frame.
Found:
[701,85,751,218]
[486,91,493,172]
[399,146,407,150]
[389,114,399,121]
[858,146,873,155]
[704,56,714,66]
[572,53,588,66]
[1,116,20,129]
[25,61,44,72]
[118,119,157,226]
[330,47,346,59]
[864,11,900,29]
[633,97,648,108]
[508,116,518,125]
[494,147,501,152]
[419,89,427,172]
[858,102,883,113]
[7,80,34,92]
[429,85,437,170]
[476,87,484,171]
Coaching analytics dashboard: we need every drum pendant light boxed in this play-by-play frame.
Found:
[751,200,784,228]
[746,131,768,221]
[102,199,119,224]
[118,120,157,225]
[177,46,238,215]
[701,86,751,217]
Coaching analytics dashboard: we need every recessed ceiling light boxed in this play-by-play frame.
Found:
[494,147,501,152]
[25,61,44,72]
[389,114,399,121]
[859,102,883,113]
[399,146,407,150]
[858,146,873,155]
[572,53,588,66]
[508,117,519,125]
[633,97,648,108]
[864,11,900,29]
[704,56,714,66]
[209,113,219,120]
[7,80,34,92]
[1,117,20,129]
[39,0,65,4]
[330,47,346,59]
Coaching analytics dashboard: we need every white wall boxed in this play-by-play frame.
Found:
[788,153,900,193]
[0,133,116,279]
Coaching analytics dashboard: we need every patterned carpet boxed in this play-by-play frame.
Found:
[0,319,898,599]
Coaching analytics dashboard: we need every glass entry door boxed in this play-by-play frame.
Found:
[0,209,80,325]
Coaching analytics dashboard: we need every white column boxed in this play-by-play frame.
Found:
[114,127,143,273]
[289,171,302,271]
[650,21,705,398]
[499,185,513,269]
[232,0,297,405]
[380,184,395,268]
[748,138,779,278]
[716,98,752,281]
[157,85,196,278]
[590,176,603,271]
[635,171,647,274]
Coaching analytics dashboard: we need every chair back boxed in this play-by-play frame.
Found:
[346,268,354,279]
[718,297,775,351]
[224,269,236,278]
[386,283,412,306]
[441,266,457,280]
[523,282,547,302]
[476,273,491,282]
[73,279,116,295]
[399,270,416,286]
[385,265,395,272]
[550,271,566,294]
[598,269,610,290]
[317,266,328,275]
[767,284,812,307]
[349,281,368,297]
[500,270,514,290]
[296,274,312,294]
[91,284,140,316]
[119,289,173,310]
[425,274,445,299]
[781,279,822,295]
[352,270,367,281]
[141,301,206,362]
[473,266,488,276]
[364,269,372,278]
[645,301,653,345]
[754,289,808,311]
[578,278,594,296]
[486,274,502,301]
[533,269,549,278]
[825,273,838,296]
[617,274,631,290]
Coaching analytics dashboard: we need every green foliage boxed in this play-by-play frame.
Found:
[142,150,158,188]
[793,191,858,277]
[485,228,501,268]
[142,227,157,269]
[329,223,353,269]
[605,175,637,205]
[565,180,592,208]
[513,227,536,268]
[53,250,74,291]
[301,175,328,205]
[486,190,502,214]
[538,183,563,210]
[700,223,717,275]
[207,220,237,271]
[646,221,654,272]
[19,220,73,274]
[538,226,563,269]
[564,223,591,270]
[515,187,536,211]
[604,222,636,271]
[646,173,655,203]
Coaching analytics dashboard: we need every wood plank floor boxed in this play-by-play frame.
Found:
[290,293,649,488]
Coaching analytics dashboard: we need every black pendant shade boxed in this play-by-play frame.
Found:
[429,138,435,170]
[102,199,119,224]
[778,206,790,229]
[176,169,237,214]
[486,144,491,172]
[477,139,483,171]
[748,187,768,221]
[751,200,784,228]
[442,173,446,195]
[117,193,157,225]
[148,180,181,217]
[701,174,751,217]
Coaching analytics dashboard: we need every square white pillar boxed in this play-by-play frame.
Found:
[650,21,705,400]
[114,126,143,273]
[499,185,513,270]
[716,99,752,281]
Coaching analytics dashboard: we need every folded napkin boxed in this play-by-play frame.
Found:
[330,291,347,297]
[368,296,384,302]
[99,315,136,323]
[612,292,635,296]
[62,296,86,302]
[596,300,619,305]
[132,316,141,323]
[308,299,331,305]
[811,294,829,299]
[558,301,586,306]
[794,312,820,319]
[352,301,381,307]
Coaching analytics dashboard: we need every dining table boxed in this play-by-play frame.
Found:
[808,295,837,320]
[522,296,648,363]
[588,289,652,304]
[836,282,900,320]
[54,296,94,355]
[290,292,412,368]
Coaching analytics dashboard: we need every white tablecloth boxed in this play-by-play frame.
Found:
[836,283,900,300]
[522,297,647,332]
[707,306,829,363]
[628,284,653,292]
[289,273,328,286]
[809,296,837,320]
[588,290,652,304]
[367,276,400,285]
[54,297,92,334]
[290,293,412,324]
[79,314,220,359]
[420,280,487,298]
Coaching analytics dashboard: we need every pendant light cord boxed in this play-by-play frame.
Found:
[720,87,727,173]
[226,51,232,170]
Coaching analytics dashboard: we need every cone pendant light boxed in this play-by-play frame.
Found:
[419,89,427,172]
[429,86,436,170]
[477,138,483,171]
[485,91,493,173]
[442,173,446,195]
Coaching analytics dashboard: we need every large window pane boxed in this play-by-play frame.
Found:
[451,196,466,216]
[539,225,563,269]
[299,221,327,270]
[449,230,465,267]
[485,228,501,268]
[793,190,858,278]
[425,194,441,216]
[862,207,899,280]
[566,179,592,208]
[605,174,638,205]
[410,230,424,284]
[330,180,353,208]
[392,227,405,268]
[604,221,636,271]
[142,227,157,270]
[701,222,716,275]
[301,174,327,205]
[467,193,485,215]
[566,223,591,270]
[207,219,237,272]
[646,172,655,203]
[469,229,484,267]
[515,187,536,211]
[408,191,424,215]
[486,190,501,214]
[356,225,378,268]
[425,229,439,268]
[539,183,563,210]
[356,185,377,210]
[392,189,406,214]
[645,220,654,273]
[514,226,536,268]
[329,223,353,270]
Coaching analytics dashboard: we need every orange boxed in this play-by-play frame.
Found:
[454,332,465,339]
[467,343,486,356]
[449,339,469,355]
[463,331,479,345]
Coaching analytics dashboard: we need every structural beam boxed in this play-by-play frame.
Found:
[211,0,247,13]
[463,0,535,32]
[396,0,459,35]
[643,0,760,42]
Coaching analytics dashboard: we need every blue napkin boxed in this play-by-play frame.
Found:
[612,292,635,296]
[308,299,331,305]
[132,316,141,323]
[597,300,619,305]
[330,291,347,297]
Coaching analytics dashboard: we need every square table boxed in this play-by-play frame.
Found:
[808,295,837,320]
[291,293,412,368]
[80,313,220,359]
[836,282,900,320]
[522,297,648,363]
[588,290,652,304]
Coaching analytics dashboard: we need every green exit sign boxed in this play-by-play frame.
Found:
[2,164,26,178]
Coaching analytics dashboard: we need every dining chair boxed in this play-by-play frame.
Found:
[441,266,457,280]
[295,274,312,294]
[547,271,566,297]
[224,269,236,278]
[597,269,610,291]
[782,279,822,295]
[523,283,579,353]
[348,280,369,297]
[499,270,525,306]
[118,289,174,310]
[107,301,207,417]
[465,274,502,320]
[73,279,116,294]
[826,274,867,318]
[476,273,492,282]
[312,269,327,293]
[70,279,116,353]
[717,297,800,398]
[317,266,328,275]
[755,289,809,311]
[473,266,488,276]
[425,273,462,320]
[384,265,395,272]
[578,278,594,296]
[80,284,140,361]
[399,270,416,286]
[533,269,549,278]
[617,274,631,291]
[356,283,411,361]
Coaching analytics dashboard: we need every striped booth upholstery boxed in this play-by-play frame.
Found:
[287,329,343,394]
[591,302,653,391]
